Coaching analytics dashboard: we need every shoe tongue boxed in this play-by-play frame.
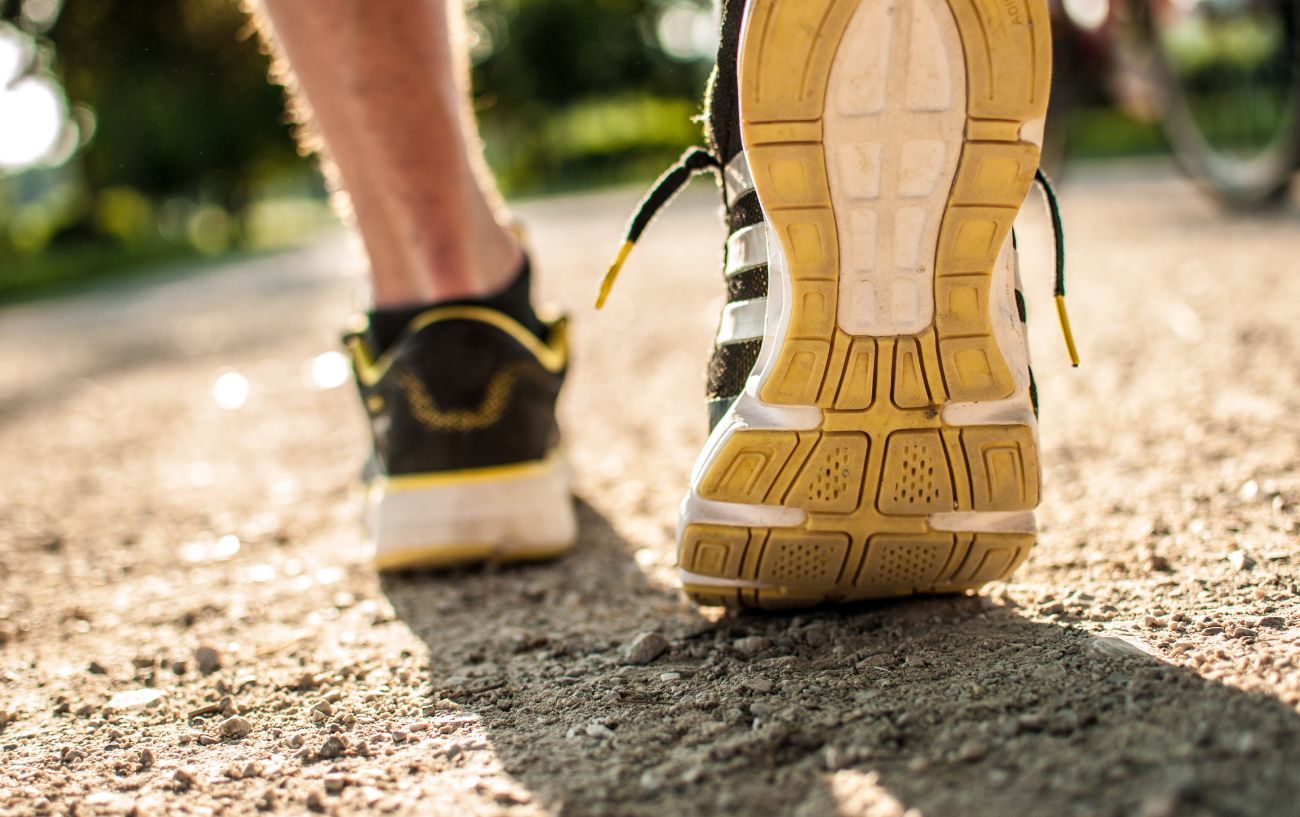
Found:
[704,0,746,167]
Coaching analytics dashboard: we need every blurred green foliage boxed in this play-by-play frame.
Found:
[469,0,712,188]
[49,0,303,211]
[0,0,322,298]
[0,0,714,299]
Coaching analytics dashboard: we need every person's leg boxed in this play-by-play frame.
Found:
[257,0,521,308]
[254,0,574,569]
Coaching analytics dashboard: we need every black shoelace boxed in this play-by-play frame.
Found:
[596,147,719,308]
[1034,167,1079,366]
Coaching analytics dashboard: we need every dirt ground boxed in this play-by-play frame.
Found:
[1,163,1298,817]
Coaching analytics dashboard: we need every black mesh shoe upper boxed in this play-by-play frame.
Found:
[703,0,767,430]
[344,309,567,477]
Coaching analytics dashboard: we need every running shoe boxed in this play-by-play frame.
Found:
[602,0,1076,608]
[343,293,575,570]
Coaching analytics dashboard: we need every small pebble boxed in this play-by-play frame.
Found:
[1227,550,1255,572]
[1146,553,1171,572]
[311,700,333,717]
[1089,636,1152,659]
[188,703,220,719]
[659,672,682,682]
[173,768,197,788]
[585,723,615,739]
[194,646,221,675]
[733,636,772,656]
[138,747,155,768]
[318,734,348,759]
[88,660,108,675]
[1257,616,1286,629]
[217,716,251,739]
[745,678,774,694]
[621,632,669,665]
[957,740,988,762]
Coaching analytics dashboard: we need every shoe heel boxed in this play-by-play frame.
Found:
[680,0,1051,609]
[370,457,576,570]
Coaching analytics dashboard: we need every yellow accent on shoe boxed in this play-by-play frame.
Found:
[395,365,522,432]
[373,452,562,494]
[595,241,634,309]
[373,540,573,571]
[1055,294,1080,367]
[345,306,568,387]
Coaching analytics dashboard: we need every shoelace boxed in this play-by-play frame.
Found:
[599,148,1079,367]
[1033,168,1080,367]
[596,147,719,308]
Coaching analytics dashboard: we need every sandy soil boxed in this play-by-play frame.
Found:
[1,164,1298,817]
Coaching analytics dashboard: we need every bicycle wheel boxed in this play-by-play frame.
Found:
[1141,0,1300,208]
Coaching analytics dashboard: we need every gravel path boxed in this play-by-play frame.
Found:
[2,163,1298,817]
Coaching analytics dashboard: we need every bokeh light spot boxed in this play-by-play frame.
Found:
[212,371,249,410]
[307,351,350,390]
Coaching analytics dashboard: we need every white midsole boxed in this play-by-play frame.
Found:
[368,458,576,563]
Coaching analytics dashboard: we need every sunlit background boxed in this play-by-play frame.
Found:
[0,0,735,300]
[2,0,1293,301]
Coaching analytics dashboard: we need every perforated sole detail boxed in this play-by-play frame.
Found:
[681,0,1049,610]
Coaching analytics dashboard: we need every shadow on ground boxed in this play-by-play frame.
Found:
[383,502,1300,817]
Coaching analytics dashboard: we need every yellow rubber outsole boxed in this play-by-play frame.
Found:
[682,0,1050,609]
[373,541,574,572]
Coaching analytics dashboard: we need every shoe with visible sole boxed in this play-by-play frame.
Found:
[344,300,575,570]
[604,0,1069,609]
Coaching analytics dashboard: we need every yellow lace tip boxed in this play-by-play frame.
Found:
[1055,294,1080,367]
[595,241,634,309]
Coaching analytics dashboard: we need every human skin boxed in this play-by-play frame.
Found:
[258,0,522,306]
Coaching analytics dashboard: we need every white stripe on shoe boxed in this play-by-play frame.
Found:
[715,298,768,345]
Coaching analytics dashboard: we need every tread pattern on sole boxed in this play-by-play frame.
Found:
[683,0,1049,609]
